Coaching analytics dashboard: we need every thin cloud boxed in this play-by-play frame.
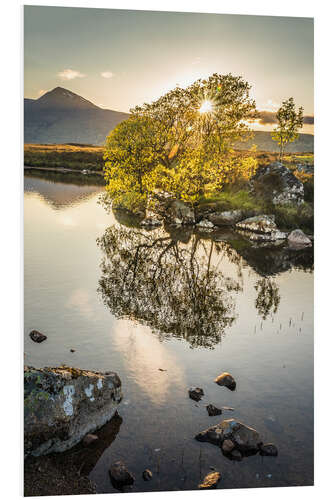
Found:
[58,69,86,80]
[101,71,114,78]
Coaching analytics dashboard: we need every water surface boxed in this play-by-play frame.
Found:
[24,172,313,492]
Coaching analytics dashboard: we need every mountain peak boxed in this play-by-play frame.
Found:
[35,87,98,110]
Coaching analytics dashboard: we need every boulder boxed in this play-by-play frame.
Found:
[109,461,134,486]
[236,215,277,234]
[240,229,287,243]
[251,162,304,205]
[259,443,278,456]
[198,471,221,489]
[287,229,312,249]
[207,210,244,227]
[29,330,47,343]
[189,387,204,401]
[195,419,262,453]
[206,404,222,416]
[215,372,236,391]
[24,365,122,457]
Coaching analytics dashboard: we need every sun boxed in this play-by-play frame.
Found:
[199,100,213,114]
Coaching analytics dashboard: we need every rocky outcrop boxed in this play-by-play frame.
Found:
[196,219,215,230]
[287,229,312,249]
[251,162,304,205]
[198,471,221,489]
[164,199,195,225]
[24,365,122,457]
[195,419,262,453]
[207,210,244,227]
[236,215,288,242]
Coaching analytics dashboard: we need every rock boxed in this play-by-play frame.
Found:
[82,433,98,447]
[195,419,262,453]
[164,199,195,225]
[24,365,122,457]
[29,330,47,343]
[240,229,287,243]
[207,210,244,227]
[236,215,277,234]
[222,439,235,453]
[296,163,314,174]
[287,229,312,249]
[189,387,204,401]
[251,162,304,205]
[109,461,134,486]
[70,348,75,353]
[198,471,221,489]
[214,372,236,391]
[259,443,278,456]
[206,404,222,416]
[142,469,153,481]
[196,219,215,229]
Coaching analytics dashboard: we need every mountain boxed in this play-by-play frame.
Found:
[24,87,130,145]
[24,87,314,152]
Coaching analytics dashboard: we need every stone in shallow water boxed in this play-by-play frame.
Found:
[207,210,244,227]
[214,372,236,391]
[29,330,47,343]
[195,419,262,453]
[142,469,153,481]
[109,461,135,486]
[198,471,221,489]
[206,404,222,416]
[236,215,277,234]
[189,387,204,401]
[24,365,122,456]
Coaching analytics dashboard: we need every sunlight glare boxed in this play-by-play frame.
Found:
[199,100,213,114]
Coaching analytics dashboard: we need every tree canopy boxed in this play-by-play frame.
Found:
[271,97,304,162]
[104,73,258,211]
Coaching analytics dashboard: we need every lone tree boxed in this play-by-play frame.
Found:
[272,97,303,162]
[104,73,258,211]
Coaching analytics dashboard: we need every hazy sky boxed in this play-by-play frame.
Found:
[24,6,314,132]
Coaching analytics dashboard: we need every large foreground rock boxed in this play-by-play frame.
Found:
[236,215,277,234]
[195,419,262,453]
[24,365,122,457]
[251,162,304,205]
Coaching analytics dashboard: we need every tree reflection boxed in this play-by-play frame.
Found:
[97,226,242,349]
[254,278,281,320]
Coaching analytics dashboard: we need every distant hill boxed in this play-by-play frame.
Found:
[24,87,130,145]
[236,130,314,153]
[24,87,314,152]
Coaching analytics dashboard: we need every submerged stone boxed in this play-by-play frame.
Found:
[195,419,262,453]
[109,460,134,486]
[206,404,222,416]
[189,387,204,401]
[142,469,153,481]
[259,443,278,456]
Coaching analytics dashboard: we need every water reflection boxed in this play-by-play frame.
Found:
[97,226,242,349]
[254,278,281,320]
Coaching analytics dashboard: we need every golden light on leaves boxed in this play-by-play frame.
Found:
[199,100,213,114]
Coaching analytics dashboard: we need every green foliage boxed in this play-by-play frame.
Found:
[197,189,263,212]
[271,97,304,162]
[273,202,314,232]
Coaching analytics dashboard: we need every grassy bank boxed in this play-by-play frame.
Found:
[24,143,105,171]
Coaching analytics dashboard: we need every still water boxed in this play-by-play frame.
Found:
[24,172,313,492]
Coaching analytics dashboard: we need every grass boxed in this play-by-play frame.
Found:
[24,143,105,171]
[197,190,264,213]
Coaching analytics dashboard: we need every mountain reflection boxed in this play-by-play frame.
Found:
[97,226,242,349]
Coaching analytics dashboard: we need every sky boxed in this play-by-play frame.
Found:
[24,6,314,133]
